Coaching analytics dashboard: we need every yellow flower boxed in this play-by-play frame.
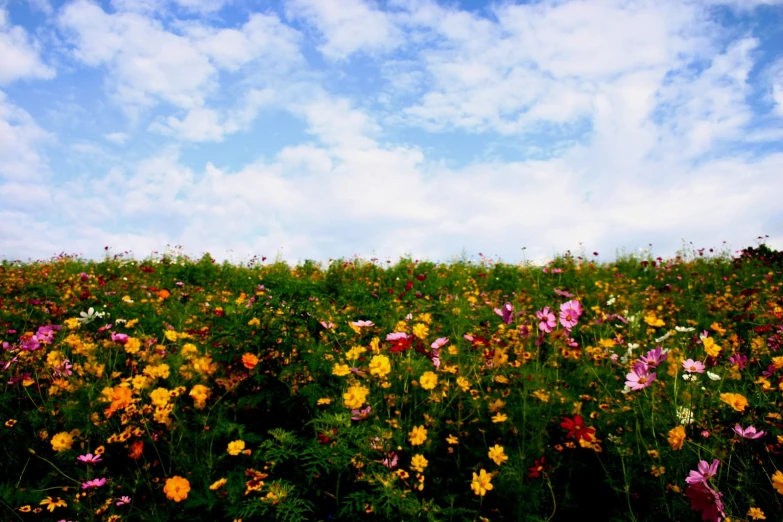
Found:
[368,355,391,378]
[643,313,664,327]
[747,507,766,520]
[18,505,31,512]
[412,323,429,339]
[772,470,783,495]
[227,440,246,456]
[703,337,721,358]
[492,413,508,423]
[456,376,470,392]
[720,392,748,412]
[471,469,494,496]
[317,397,331,405]
[343,385,369,409]
[332,364,351,377]
[419,371,438,390]
[164,476,190,502]
[667,426,686,451]
[189,384,210,409]
[410,454,428,472]
[488,445,508,466]
[50,432,74,452]
[64,317,81,330]
[346,345,367,360]
[149,387,171,408]
[124,337,141,354]
[39,497,67,512]
[409,425,427,446]
[532,390,550,402]
[164,330,179,342]
[210,478,228,491]
[446,434,459,445]
[248,317,260,326]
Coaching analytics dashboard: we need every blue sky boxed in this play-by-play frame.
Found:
[1,0,782,264]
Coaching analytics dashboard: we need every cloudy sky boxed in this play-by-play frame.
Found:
[1,0,782,264]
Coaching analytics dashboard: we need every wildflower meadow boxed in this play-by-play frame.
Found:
[2,244,783,522]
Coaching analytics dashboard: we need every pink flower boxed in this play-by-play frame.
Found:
[733,425,765,439]
[381,451,399,469]
[536,307,556,333]
[494,303,514,325]
[115,496,131,506]
[111,332,128,344]
[386,332,408,341]
[686,459,720,485]
[640,346,668,368]
[558,300,583,329]
[76,453,102,464]
[350,320,374,328]
[682,359,706,374]
[430,337,449,349]
[81,477,107,489]
[319,320,335,330]
[351,405,372,421]
[685,482,725,522]
[625,364,656,391]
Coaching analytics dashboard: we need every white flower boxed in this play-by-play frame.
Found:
[676,406,694,425]
[78,307,97,324]
[627,343,639,351]
[706,371,721,381]
[606,296,616,306]
[655,331,672,343]
[675,326,695,333]
[682,373,698,381]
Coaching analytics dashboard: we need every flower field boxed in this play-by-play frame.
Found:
[2,246,783,522]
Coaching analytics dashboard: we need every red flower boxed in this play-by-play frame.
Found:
[560,415,596,442]
[388,338,412,353]
[528,456,547,478]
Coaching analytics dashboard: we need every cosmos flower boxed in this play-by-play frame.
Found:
[536,307,556,333]
[733,425,765,439]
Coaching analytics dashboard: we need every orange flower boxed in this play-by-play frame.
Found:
[667,426,686,451]
[105,386,133,418]
[164,476,190,502]
[720,393,748,412]
[128,440,144,459]
[158,289,170,299]
[241,353,259,370]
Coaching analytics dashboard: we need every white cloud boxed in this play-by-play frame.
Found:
[0,8,55,85]
[104,132,129,144]
[59,0,217,111]
[286,0,401,60]
[0,91,51,181]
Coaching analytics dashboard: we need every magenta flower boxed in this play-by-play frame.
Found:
[77,453,103,464]
[640,346,668,368]
[81,477,107,489]
[625,364,656,391]
[111,332,128,344]
[682,359,706,374]
[558,300,583,329]
[728,353,747,369]
[733,425,765,439]
[494,303,514,325]
[686,459,720,485]
[685,482,725,522]
[536,307,556,333]
[116,496,131,506]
